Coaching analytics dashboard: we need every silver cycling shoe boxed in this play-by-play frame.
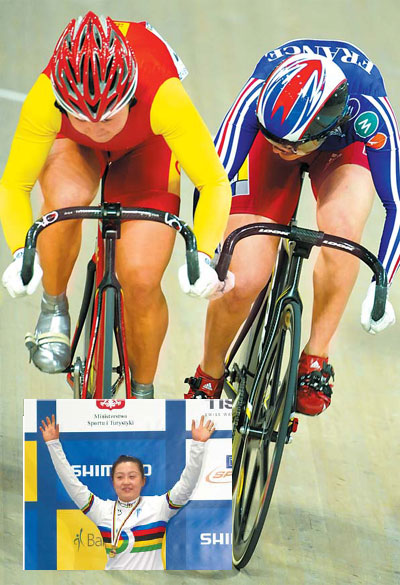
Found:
[131,380,154,399]
[25,292,71,374]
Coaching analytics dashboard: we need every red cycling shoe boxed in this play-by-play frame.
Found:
[184,365,224,399]
[296,352,334,416]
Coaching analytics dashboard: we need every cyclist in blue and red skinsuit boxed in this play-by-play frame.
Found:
[185,39,399,415]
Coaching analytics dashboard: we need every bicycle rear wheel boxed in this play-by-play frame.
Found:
[232,300,301,569]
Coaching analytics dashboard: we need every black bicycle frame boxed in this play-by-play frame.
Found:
[21,203,200,398]
[216,218,387,397]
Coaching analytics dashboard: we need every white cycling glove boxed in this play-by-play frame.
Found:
[2,248,43,298]
[361,281,395,335]
[178,252,235,300]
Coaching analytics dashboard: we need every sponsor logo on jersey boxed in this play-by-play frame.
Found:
[354,111,379,138]
[206,466,232,483]
[96,399,125,410]
[226,455,232,469]
[200,532,232,545]
[366,132,387,150]
[347,97,361,121]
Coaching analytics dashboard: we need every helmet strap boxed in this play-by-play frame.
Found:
[54,101,68,116]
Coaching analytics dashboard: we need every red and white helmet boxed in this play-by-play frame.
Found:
[256,53,349,146]
[50,11,138,122]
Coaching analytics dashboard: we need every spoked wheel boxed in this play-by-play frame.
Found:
[232,301,301,569]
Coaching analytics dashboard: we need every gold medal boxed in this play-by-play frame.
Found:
[109,547,116,558]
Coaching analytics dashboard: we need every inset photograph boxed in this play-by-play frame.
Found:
[23,399,231,570]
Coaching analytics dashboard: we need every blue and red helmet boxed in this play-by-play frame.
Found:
[256,53,349,146]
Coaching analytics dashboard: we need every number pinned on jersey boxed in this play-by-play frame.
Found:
[145,22,188,80]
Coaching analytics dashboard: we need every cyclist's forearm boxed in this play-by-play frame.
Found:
[167,440,205,507]
[376,213,400,285]
[193,180,231,256]
[0,184,33,253]
[0,74,60,253]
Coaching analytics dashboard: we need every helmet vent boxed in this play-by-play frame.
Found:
[88,59,95,99]
[67,59,77,84]
[94,53,102,80]
[105,55,114,80]
[108,68,119,94]
[108,29,116,49]
[87,100,100,117]
[65,33,72,52]
[92,25,102,49]
[61,71,78,99]
[78,25,87,52]
[79,54,85,82]
[121,60,128,83]
[54,61,61,85]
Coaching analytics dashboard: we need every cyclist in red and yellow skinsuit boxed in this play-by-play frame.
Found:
[0,12,232,397]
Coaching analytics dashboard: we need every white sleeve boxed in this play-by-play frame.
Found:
[46,439,105,524]
[165,440,205,513]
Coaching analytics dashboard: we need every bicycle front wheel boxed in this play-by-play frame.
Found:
[229,243,290,489]
[83,286,116,399]
[232,300,301,569]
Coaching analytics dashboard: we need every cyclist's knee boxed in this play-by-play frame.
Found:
[317,210,363,243]
[39,143,100,209]
[226,276,266,307]
[43,189,96,211]
[122,272,163,305]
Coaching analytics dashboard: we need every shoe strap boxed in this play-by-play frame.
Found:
[35,332,70,346]
[298,370,333,398]
[184,376,202,390]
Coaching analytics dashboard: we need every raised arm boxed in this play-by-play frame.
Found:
[165,416,214,511]
[40,415,103,522]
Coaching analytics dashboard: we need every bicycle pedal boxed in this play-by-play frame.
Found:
[286,415,299,443]
[288,415,299,433]
[24,333,37,363]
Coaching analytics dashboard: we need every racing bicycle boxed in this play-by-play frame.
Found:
[215,172,387,569]
[21,201,199,399]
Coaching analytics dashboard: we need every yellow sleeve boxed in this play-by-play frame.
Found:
[0,74,61,253]
[150,77,231,257]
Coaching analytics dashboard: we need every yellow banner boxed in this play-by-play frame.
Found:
[57,509,106,570]
[24,441,37,502]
